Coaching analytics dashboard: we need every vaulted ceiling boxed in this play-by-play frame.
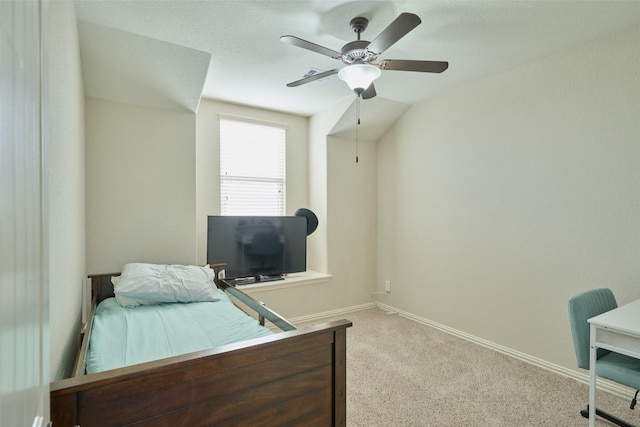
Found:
[74,0,640,122]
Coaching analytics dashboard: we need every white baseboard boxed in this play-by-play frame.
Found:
[289,301,635,401]
[375,302,636,401]
[289,302,376,325]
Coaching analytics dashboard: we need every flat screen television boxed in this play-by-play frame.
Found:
[207,215,307,281]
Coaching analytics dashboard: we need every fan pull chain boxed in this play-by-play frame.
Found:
[355,94,360,163]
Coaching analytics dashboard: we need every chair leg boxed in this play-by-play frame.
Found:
[581,405,637,427]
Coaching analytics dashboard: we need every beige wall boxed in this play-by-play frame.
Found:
[195,99,309,265]
[326,134,378,307]
[377,24,640,372]
[85,98,197,273]
[243,132,378,319]
[66,5,640,385]
[48,0,86,381]
[82,93,379,322]
[307,96,352,274]
[194,97,378,319]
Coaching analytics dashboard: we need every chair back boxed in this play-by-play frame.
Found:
[568,288,617,369]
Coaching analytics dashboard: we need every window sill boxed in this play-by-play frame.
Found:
[231,270,331,293]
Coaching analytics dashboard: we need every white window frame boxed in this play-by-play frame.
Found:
[219,115,287,216]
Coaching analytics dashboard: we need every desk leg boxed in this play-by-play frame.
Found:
[589,325,597,427]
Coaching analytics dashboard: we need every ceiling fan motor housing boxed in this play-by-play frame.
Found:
[341,40,376,64]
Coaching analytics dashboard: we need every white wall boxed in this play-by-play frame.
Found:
[85,98,197,273]
[377,24,640,371]
[48,0,86,381]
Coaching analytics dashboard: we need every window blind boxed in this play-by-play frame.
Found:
[220,117,286,215]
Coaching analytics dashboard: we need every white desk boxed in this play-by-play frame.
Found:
[588,299,640,427]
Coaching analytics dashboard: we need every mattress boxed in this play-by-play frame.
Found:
[85,292,273,374]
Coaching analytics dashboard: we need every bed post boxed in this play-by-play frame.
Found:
[210,263,227,287]
[334,327,347,426]
[50,392,77,427]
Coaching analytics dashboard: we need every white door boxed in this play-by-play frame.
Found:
[0,1,49,426]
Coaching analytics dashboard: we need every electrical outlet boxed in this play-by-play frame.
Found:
[385,280,391,293]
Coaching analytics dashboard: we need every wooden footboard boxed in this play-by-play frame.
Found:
[50,271,351,426]
[50,319,350,426]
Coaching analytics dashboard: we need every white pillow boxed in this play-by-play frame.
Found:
[113,263,219,307]
[110,276,142,307]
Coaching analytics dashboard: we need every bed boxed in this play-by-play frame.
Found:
[50,263,351,426]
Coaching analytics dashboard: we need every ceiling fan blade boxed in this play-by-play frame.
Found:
[379,59,449,73]
[362,83,377,100]
[286,69,339,87]
[366,12,421,55]
[280,35,341,59]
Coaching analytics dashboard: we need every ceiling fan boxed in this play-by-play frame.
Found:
[280,12,448,99]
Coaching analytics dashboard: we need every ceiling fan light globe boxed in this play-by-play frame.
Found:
[338,64,381,93]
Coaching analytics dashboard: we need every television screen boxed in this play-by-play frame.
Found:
[207,215,307,281]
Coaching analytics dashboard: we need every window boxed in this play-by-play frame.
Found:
[219,116,286,215]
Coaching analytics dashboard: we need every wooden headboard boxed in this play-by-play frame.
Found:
[87,273,117,304]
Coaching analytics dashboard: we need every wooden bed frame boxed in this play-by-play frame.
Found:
[50,267,351,426]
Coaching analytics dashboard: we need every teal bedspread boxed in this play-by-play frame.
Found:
[85,292,273,374]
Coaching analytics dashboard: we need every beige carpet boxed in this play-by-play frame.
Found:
[300,307,637,426]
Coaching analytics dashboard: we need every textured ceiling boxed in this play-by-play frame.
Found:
[74,0,640,120]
